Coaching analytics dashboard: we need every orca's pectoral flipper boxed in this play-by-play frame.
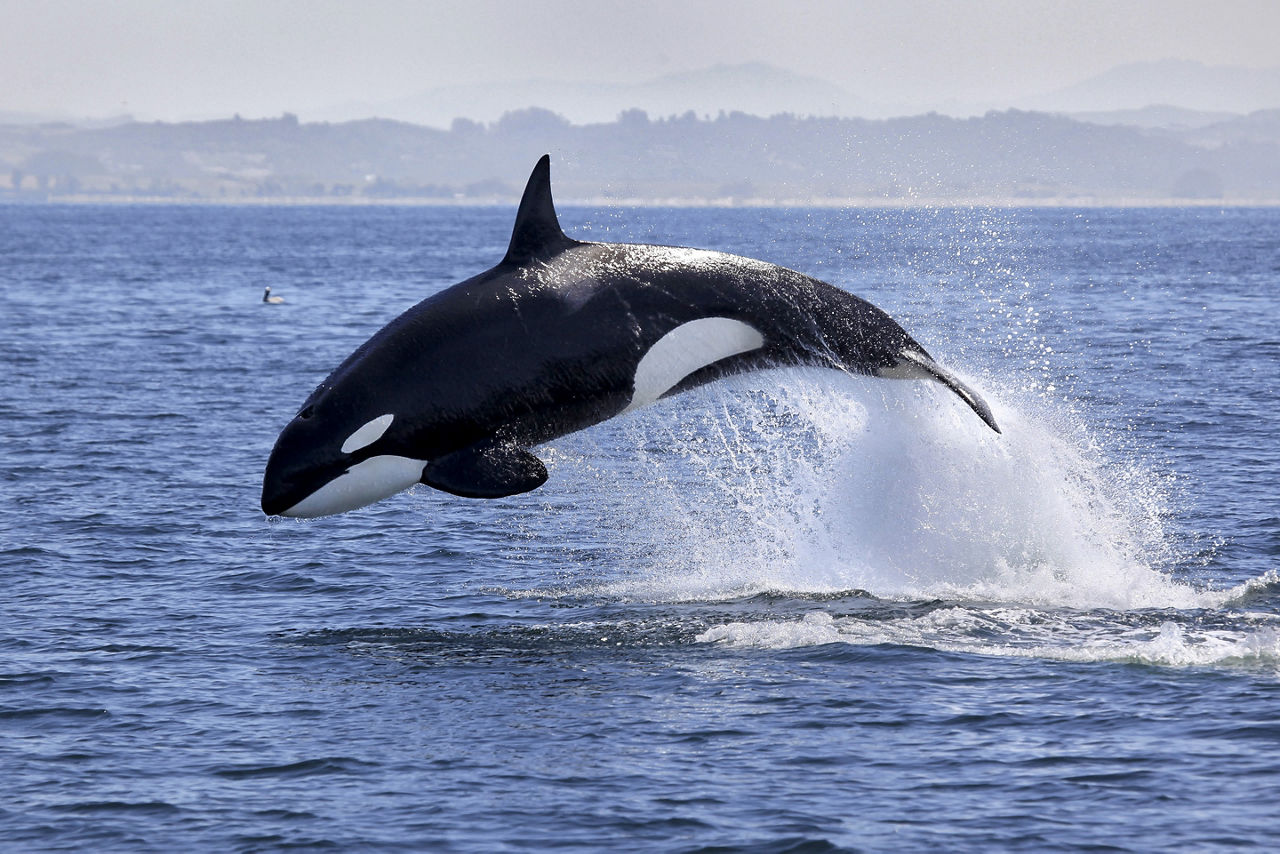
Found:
[422,440,549,498]
[897,351,1001,434]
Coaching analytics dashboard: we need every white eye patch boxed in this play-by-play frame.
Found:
[624,317,765,413]
[341,413,395,454]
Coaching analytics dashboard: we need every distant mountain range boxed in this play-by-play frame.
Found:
[5,105,1279,204]
[3,59,1279,130]
[312,63,875,127]
[303,60,1280,127]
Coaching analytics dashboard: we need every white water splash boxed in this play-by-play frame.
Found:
[518,367,1280,672]
[541,368,1202,610]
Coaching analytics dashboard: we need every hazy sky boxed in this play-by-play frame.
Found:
[3,0,1278,120]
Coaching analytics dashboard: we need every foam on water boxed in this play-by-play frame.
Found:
[696,608,1280,671]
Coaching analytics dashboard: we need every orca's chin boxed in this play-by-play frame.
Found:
[261,496,290,518]
[261,480,311,518]
[262,455,429,518]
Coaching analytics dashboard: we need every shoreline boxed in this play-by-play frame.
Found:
[7,193,1280,209]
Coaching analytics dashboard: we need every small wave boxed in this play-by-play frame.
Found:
[212,756,375,780]
[0,705,110,720]
[214,566,352,594]
[48,801,181,816]
[1209,569,1280,607]
[697,605,1280,671]
[286,617,700,658]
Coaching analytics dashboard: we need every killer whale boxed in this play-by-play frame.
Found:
[262,156,999,518]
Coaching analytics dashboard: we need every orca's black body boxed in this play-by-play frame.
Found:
[262,156,998,518]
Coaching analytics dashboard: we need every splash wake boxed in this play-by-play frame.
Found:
[511,369,1277,670]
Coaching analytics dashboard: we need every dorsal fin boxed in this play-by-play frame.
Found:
[503,155,576,265]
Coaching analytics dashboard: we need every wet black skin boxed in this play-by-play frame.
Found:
[261,156,997,516]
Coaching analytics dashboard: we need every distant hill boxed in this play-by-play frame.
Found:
[3,107,1279,204]
[1065,105,1241,130]
[312,62,871,127]
[1180,109,1280,148]
[1027,60,1280,115]
[306,59,1280,130]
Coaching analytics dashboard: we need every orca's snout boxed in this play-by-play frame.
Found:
[261,434,322,517]
[261,455,298,517]
[261,484,289,517]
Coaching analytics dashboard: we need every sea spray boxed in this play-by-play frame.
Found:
[493,205,1275,670]
[531,367,1195,610]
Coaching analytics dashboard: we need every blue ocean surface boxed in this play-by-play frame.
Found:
[2,201,1278,851]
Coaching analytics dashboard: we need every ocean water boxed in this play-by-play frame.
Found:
[2,201,1278,851]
